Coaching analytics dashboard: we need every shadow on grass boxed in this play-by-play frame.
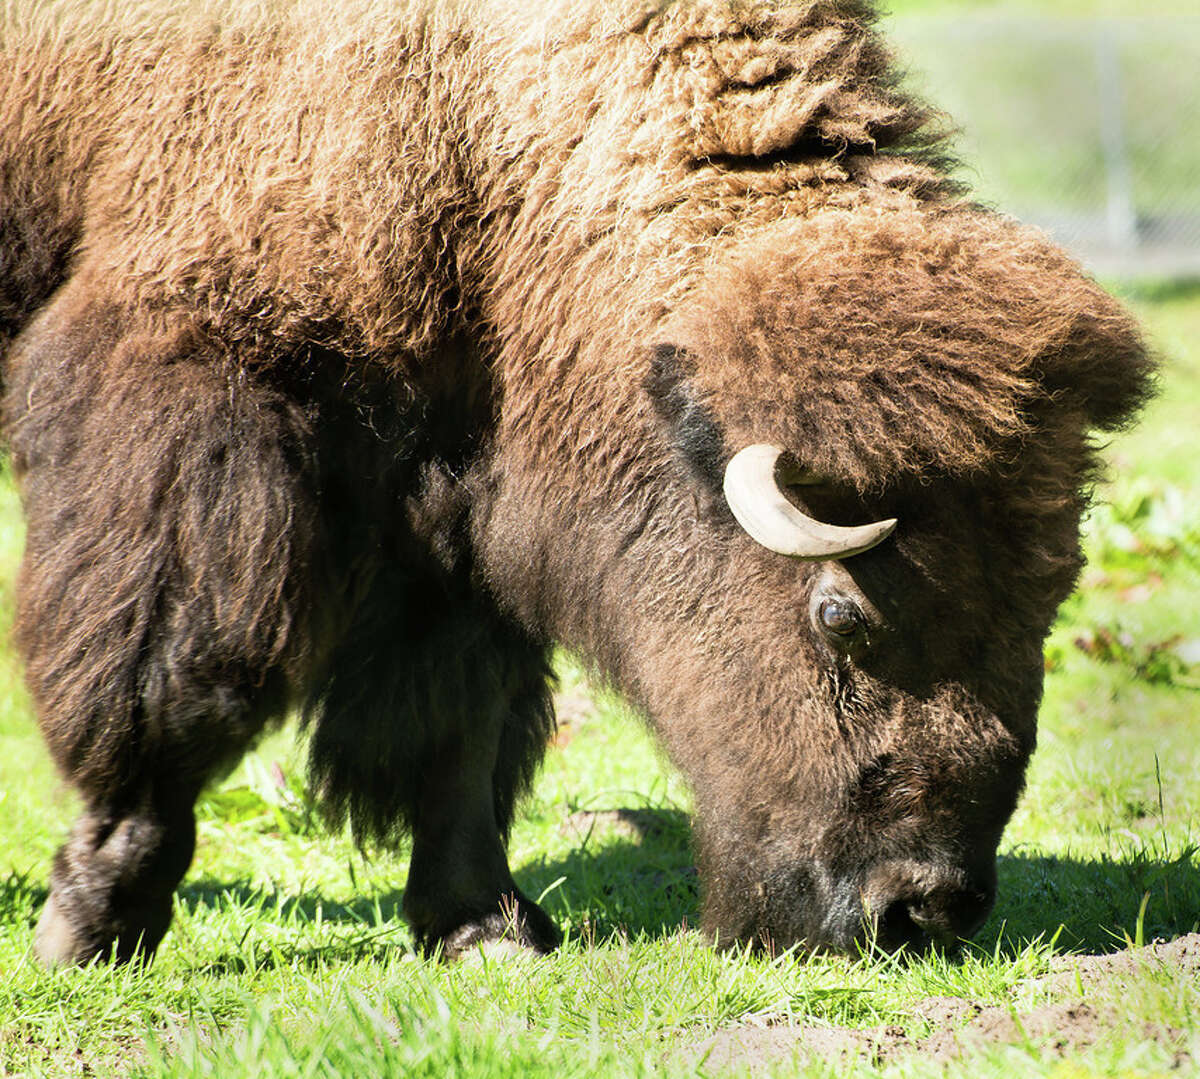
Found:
[525,809,1200,956]
[0,867,46,925]
[170,807,698,968]
[173,879,414,973]
[18,812,1192,969]
[517,807,699,940]
[520,818,1200,957]
[983,844,1200,955]
[178,878,406,926]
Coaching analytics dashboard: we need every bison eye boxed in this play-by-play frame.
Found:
[818,597,863,639]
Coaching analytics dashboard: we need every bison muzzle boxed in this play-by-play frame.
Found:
[0,0,1152,964]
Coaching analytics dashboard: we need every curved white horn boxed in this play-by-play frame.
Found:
[722,444,897,560]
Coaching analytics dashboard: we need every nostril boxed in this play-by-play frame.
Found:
[905,900,959,947]
[908,887,992,946]
[865,873,995,953]
[875,898,929,952]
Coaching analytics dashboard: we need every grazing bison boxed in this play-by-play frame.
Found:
[1,0,1151,965]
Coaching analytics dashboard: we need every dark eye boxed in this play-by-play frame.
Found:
[818,597,863,639]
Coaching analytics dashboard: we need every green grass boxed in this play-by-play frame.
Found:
[0,281,1197,1078]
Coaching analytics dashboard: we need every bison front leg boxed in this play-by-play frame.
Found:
[402,725,561,959]
[304,551,561,959]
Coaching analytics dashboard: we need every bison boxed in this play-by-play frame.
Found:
[1,0,1152,965]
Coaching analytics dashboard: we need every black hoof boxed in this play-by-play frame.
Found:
[415,890,562,961]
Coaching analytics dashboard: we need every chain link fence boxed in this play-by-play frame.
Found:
[888,14,1200,278]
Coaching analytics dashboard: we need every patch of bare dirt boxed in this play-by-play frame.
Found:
[550,688,597,746]
[695,934,1200,1073]
[919,1001,1113,1062]
[561,808,678,841]
[1036,931,1200,995]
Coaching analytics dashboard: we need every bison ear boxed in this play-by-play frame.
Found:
[644,344,727,494]
[1043,311,1157,434]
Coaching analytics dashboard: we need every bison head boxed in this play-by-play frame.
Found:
[657,436,1036,952]
[478,203,1152,954]
[633,208,1151,952]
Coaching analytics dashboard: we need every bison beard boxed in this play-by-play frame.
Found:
[1,0,1152,964]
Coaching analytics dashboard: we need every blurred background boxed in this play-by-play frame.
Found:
[882,0,1200,279]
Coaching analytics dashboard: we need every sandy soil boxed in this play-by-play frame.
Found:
[695,934,1200,1072]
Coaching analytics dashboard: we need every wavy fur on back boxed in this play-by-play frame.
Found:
[2,0,951,357]
[3,0,1147,451]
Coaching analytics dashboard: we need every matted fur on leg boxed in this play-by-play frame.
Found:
[6,280,322,962]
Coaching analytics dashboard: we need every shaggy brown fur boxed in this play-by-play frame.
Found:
[1,0,1151,963]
